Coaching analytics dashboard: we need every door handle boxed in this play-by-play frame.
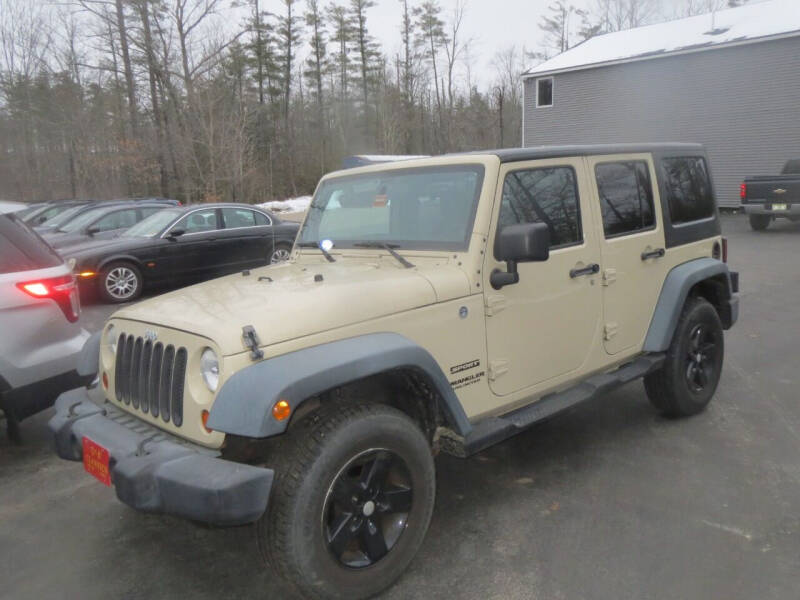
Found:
[570,263,600,278]
[641,248,666,261]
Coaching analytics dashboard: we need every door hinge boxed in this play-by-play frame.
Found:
[602,268,617,286]
[488,359,509,381]
[484,294,507,316]
[604,322,619,341]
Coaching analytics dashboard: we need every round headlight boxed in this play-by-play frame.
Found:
[200,348,220,392]
[105,324,117,355]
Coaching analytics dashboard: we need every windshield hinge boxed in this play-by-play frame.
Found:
[242,325,264,361]
[484,294,507,316]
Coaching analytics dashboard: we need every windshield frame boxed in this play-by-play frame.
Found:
[299,164,486,253]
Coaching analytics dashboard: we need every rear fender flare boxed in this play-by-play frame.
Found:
[206,333,472,439]
[643,258,734,352]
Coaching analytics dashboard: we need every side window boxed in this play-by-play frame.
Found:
[499,166,582,248]
[93,209,138,232]
[221,208,257,229]
[254,211,271,226]
[536,77,553,107]
[177,209,219,234]
[661,157,715,224]
[595,161,655,237]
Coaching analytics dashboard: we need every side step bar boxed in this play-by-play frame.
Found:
[458,354,665,457]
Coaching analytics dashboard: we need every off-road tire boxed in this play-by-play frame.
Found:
[99,261,143,304]
[258,401,436,600]
[749,214,771,231]
[644,297,724,418]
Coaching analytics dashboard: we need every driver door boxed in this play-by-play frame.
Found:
[482,158,602,397]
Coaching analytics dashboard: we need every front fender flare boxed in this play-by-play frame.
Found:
[206,333,472,439]
[643,258,735,352]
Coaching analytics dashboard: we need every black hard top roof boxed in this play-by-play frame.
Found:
[460,143,706,163]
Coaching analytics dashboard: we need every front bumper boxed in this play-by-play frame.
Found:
[741,203,800,216]
[49,387,273,526]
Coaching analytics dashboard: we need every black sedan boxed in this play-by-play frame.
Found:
[64,203,299,303]
[42,202,173,250]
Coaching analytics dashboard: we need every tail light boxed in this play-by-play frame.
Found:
[721,237,728,263]
[740,183,747,201]
[16,274,80,322]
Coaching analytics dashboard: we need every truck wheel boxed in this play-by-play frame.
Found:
[749,214,770,231]
[99,261,142,303]
[258,401,435,600]
[644,297,724,418]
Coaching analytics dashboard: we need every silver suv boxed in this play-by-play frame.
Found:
[0,214,90,441]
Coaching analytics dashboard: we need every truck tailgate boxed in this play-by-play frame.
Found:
[744,175,800,204]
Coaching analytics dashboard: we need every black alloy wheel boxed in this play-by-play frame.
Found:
[684,324,718,393]
[323,449,413,569]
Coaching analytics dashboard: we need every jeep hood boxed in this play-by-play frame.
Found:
[112,261,470,355]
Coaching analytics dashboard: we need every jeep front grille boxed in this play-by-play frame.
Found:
[115,333,187,426]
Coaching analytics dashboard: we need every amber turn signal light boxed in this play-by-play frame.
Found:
[272,400,291,421]
[102,372,108,390]
[201,410,212,433]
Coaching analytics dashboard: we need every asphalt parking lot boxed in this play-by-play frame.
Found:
[1,214,798,600]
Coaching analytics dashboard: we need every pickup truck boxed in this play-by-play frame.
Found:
[740,159,800,230]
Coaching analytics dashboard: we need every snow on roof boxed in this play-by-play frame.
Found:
[524,0,800,78]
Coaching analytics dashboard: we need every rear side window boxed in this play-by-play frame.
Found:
[499,167,582,248]
[254,211,271,226]
[0,215,62,274]
[782,160,800,175]
[595,161,655,237]
[661,157,715,224]
[222,208,257,228]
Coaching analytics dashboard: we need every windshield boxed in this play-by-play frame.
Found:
[123,208,180,237]
[45,205,86,228]
[59,207,107,232]
[299,165,484,251]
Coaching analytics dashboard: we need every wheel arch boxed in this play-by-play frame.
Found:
[643,258,737,353]
[96,254,145,273]
[206,333,472,440]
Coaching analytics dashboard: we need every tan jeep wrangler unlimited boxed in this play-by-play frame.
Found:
[51,144,739,599]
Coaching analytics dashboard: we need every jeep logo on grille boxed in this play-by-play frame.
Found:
[144,329,158,342]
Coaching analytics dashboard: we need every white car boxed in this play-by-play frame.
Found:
[0,213,90,441]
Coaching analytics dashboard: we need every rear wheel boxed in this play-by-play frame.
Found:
[270,243,292,264]
[99,261,142,303]
[258,401,435,600]
[644,297,724,417]
[749,214,771,231]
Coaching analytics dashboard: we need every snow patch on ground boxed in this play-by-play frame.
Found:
[258,196,312,214]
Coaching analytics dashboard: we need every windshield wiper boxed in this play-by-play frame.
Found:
[354,242,415,269]
[298,241,336,262]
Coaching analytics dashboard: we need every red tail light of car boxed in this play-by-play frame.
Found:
[16,274,80,322]
[740,183,747,201]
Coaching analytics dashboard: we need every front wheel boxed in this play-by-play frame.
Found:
[749,214,771,231]
[644,297,724,417]
[258,402,435,600]
[99,261,143,303]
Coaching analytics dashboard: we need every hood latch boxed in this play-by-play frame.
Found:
[242,325,265,361]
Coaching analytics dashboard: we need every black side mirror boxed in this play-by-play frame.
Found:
[86,226,99,236]
[168,228,185,239]
[490,222,550,290]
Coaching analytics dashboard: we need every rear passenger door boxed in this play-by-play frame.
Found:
[587,154,668,355]
[483,158,602,397]
[218,208,272,270]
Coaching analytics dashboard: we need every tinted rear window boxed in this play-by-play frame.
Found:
[0,214,63,274]
[782,160,800,175]
[662,157,715,224]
